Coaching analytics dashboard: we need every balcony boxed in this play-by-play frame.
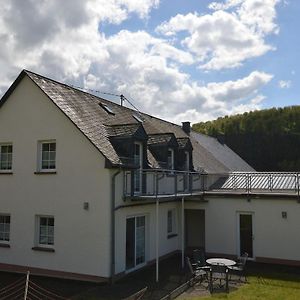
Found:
[209,172,300,197]
[124,169,204,199]
[123,170,300,200]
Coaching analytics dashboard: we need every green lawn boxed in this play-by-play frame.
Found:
[185,272,300,300]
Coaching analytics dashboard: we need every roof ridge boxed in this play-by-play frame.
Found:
[23,69,187,133]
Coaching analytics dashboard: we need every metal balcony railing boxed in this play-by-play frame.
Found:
[211,172,300,196]
[123,170,300,199]
[124,169,204,197]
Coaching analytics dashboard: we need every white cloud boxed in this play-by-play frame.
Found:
[156,0,280,70]
[0,0,274,124]
[278,80,291,89]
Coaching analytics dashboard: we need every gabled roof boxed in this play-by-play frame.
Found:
[0,70,254,172]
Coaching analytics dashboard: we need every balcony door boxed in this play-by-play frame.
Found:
[133,142,143,194]
[126,216,146,270]
[184,151,190,191]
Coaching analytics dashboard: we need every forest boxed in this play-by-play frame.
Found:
[192,106,300,171]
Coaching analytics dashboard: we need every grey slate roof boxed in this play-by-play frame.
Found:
[148,133,177,146]
[191,131,255,172]
[0,70,254,173]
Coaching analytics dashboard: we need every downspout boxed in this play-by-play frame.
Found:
[111,168,121,284]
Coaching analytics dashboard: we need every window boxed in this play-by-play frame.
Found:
[0,215,10,242]
[184,151,190,171]
[38,216,54,246]
[99,103,115,115]
[167,148,174,170]
[0,144,13,171]
[40,141,56,171]
[167,209,176,236]
[133,142,143,193]
[133,114,143,123]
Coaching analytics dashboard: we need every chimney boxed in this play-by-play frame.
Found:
[182,121,191,135]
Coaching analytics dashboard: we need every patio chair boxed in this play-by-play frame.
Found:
[186,256,209,286]
[192,248,206,268]
[228,252,248,282]
[209,263,229,293]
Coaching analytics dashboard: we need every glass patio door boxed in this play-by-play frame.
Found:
[126,216,146,270]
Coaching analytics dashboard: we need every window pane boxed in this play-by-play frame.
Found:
[50,143,56,151]
[48,218,54,226]
[0,214,10,241]
[49,152,56,161]
[42,143,49,151]
[40,218,47,226]
[42,152,49,160]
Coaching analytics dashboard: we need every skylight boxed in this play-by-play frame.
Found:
[99,103,115,115]
[133,114,143,123]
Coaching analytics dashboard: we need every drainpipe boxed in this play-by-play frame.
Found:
[181,197,185,268]
[155,171,159,283]
[111,168,121,284]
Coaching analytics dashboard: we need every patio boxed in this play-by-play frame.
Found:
[1,254,300,299]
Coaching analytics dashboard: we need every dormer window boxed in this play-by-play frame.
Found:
[167,148,174,170]
[99,103,115,115]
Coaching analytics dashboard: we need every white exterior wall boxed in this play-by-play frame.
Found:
[186,197,300,262]
[0,77,112,278]
[114,200,182,275]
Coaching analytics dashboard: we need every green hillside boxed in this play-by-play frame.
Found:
[192,106,300,171]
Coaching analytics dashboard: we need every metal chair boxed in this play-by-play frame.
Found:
[209,263,229,293]
[228,252,248,282]
[192,248,206,268]
[186,256,209,285]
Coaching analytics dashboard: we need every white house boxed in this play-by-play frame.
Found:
[0,70,299,282]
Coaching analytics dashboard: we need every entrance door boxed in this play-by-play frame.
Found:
[126,216,146,270]
[185,209,205,250]
[239,214,253,258]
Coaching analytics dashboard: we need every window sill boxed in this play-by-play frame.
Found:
[34,171,57,175]
[32,246,55,253]
[0,243,10,248]
[167,233,178,239]
[0,171,13,175]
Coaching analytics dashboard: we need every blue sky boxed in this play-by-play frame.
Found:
[0,0,299,123]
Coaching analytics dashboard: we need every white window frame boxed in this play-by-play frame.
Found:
[126,214,147,272]
[0,214,11,243]
[167,209,177,236]
[167,148,174,170]
[0,143,13,172]
[38,140,56,172]
[36,215,55,248]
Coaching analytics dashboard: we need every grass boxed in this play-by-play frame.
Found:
[182,269,300,300]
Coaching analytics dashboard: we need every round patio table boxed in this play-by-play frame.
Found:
[206,258,236,266]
